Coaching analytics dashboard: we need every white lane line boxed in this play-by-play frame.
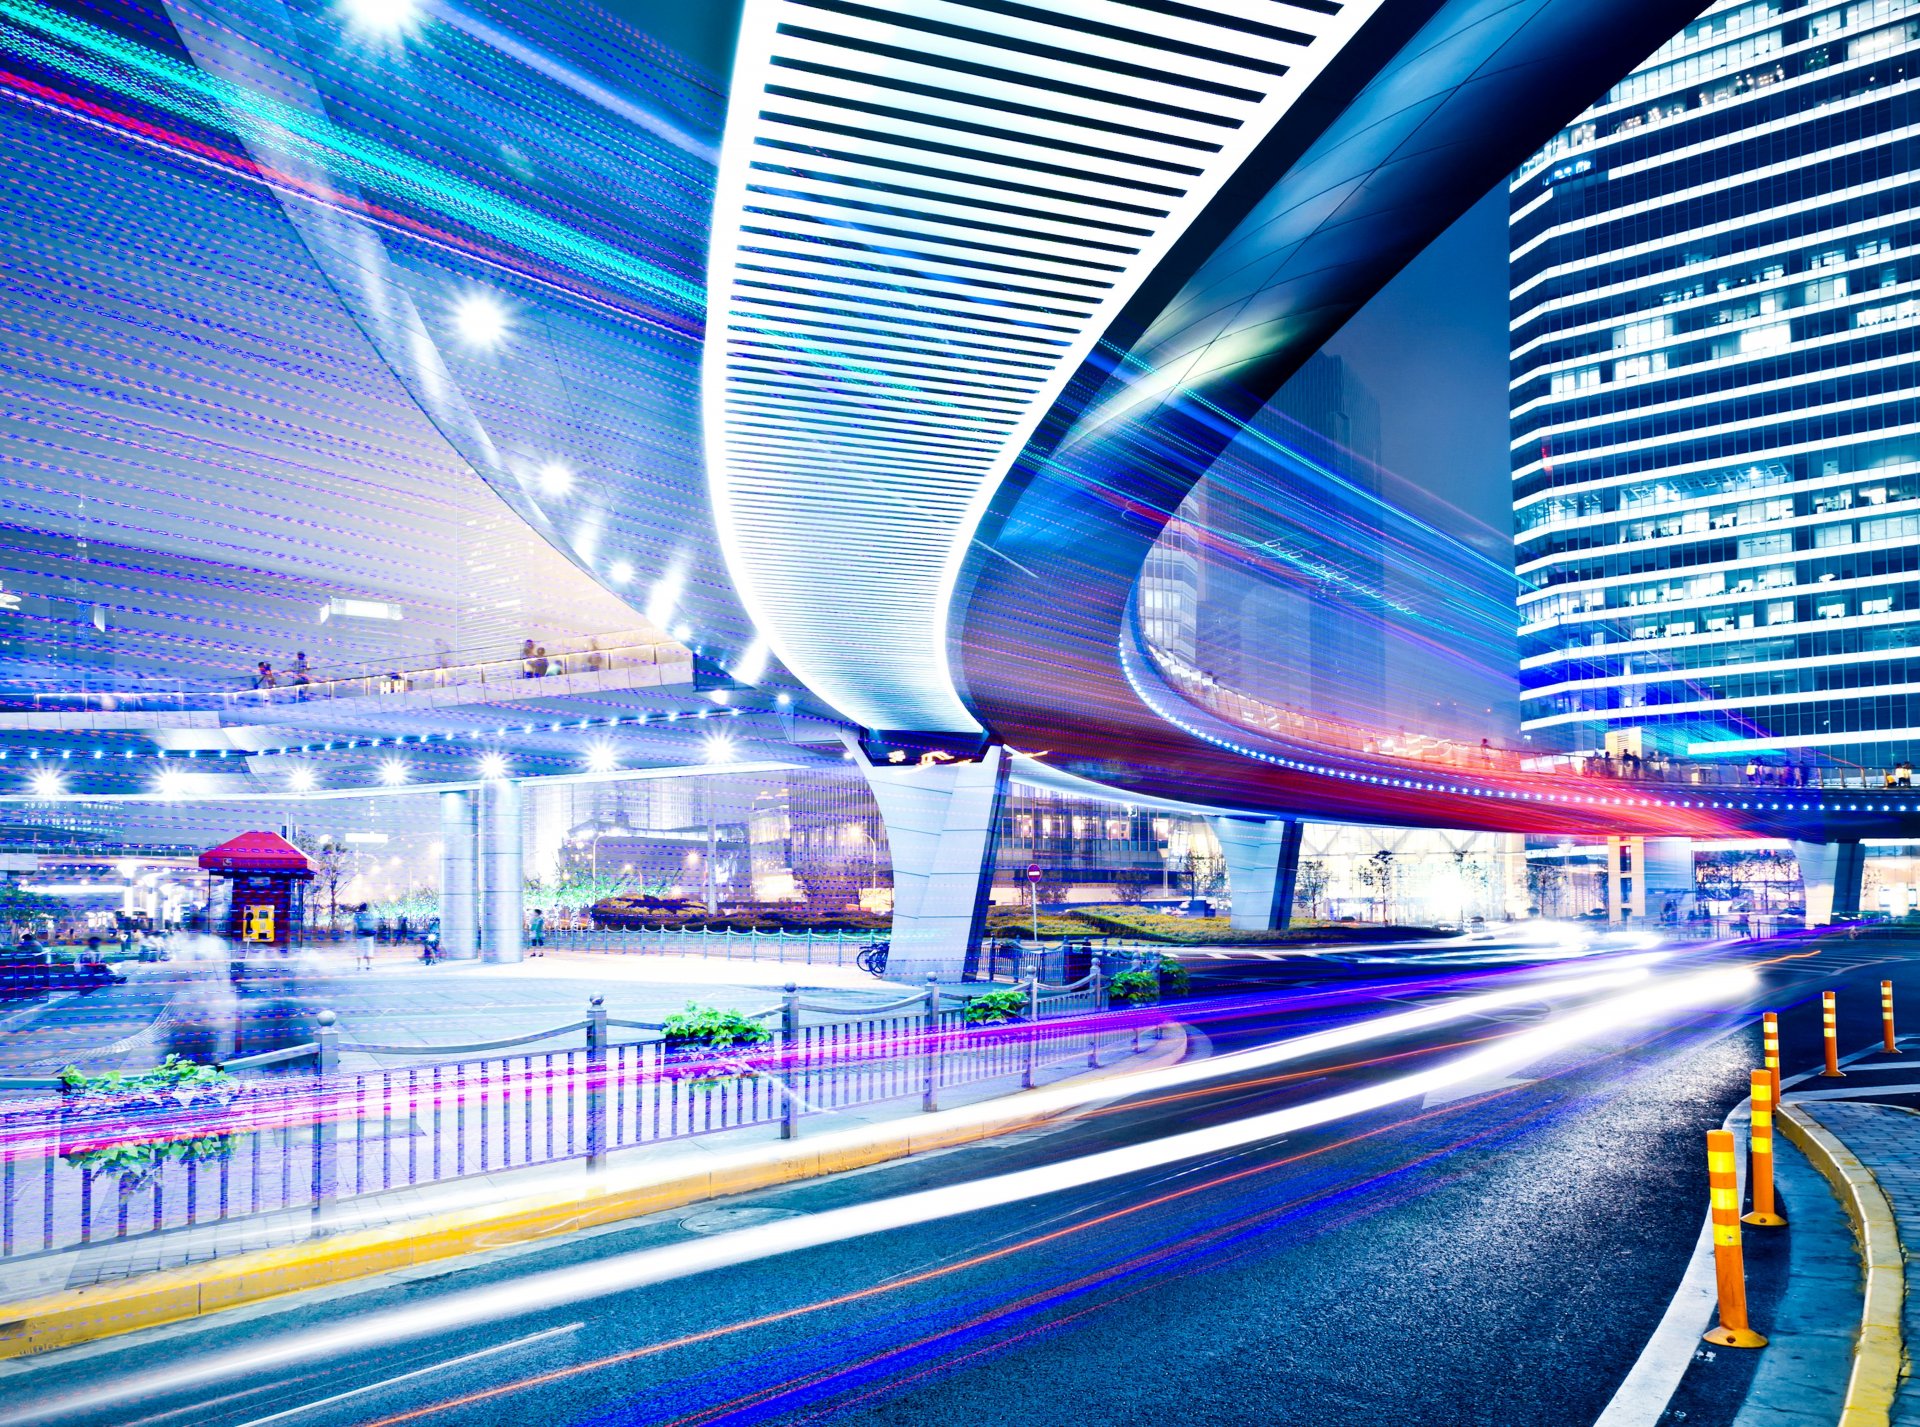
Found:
[230,1322,582,1426]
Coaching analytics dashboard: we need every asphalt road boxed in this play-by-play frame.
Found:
[0,932,1906,1427]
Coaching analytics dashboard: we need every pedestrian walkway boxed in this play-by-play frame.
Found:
[1729,1134,1859,1427]
[1791,1099,1920,1424]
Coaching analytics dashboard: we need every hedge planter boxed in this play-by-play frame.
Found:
[57,1056,241,1189]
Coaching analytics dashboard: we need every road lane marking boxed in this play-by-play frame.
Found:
[230,1322,583,1427]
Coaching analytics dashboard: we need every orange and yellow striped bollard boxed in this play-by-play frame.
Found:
[1743,1070,1785,1228]
[1704,1128,1768,1348]
[1883,980,1898,1055]
[1762,1011,1781,1105]
[1822,990,1845,1077]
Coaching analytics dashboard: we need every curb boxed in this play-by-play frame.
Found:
[0,1024,1189,1360]
[1778,1101,1905,1427]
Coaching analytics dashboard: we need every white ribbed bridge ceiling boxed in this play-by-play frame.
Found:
[703,0,1383,732]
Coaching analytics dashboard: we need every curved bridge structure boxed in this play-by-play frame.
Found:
[694,0,1913,975]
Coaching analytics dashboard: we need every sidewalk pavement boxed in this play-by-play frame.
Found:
[1789,1100,1920,1425]
[1728,1133,1858,1427]
[0,950,901,1076]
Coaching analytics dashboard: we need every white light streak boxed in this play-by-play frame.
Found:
[22,963,1748,1424]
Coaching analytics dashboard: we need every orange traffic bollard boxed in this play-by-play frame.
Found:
[1822,990,1844,1077]
[1762,1011,1781,1105]
[1883,980,1898,1054]
[1744,1070,1785,1228]
[1704,1128,1768,1348]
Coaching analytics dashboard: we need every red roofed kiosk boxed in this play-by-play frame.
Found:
[198,832,313,949]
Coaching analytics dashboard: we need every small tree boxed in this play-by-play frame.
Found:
[1294,859,1329,919]
[293,834,359,933]
[1182,851,1228,901]
[0,880,56,942]
[1526,860,1566,918]
[1111,867,1154,905]
[1356,849,1397,922]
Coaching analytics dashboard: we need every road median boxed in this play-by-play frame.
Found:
[0,1024,1187,1359]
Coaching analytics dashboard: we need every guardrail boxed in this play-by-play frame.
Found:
[1156,650,1908,794]
[0,634,687,714]
[0,965,1172,1263]
[552,927,873,966]
[549,929,1164,978]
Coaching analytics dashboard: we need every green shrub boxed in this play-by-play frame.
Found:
[963,988,1028,1025]
[1107,970,1159,1006]
[57,1056,239,1182]
[1156,957,1191,997]
[660,1003,773,1053]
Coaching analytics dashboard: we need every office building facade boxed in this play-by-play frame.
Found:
[1511,0,1920,773]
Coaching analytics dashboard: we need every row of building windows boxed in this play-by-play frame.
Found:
[1515,321,1916,435]
[1516,402,1920,499]
[1518,469,1919,540]
[1523,654,1920,716]
[1518,355,1920,469]
[1521,613,1920,678]
[1517,8,1917,205]
[1518,178,1917,337]
[1515,227,1908,366]
[1522,692,1920,740]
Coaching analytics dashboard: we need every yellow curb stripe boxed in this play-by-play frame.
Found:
[1778,1103,1903,1427]
[0,1025,1187,1360]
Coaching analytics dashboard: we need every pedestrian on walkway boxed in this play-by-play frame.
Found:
[253,661,275,691]
[422,915,440,964]
[521,638,538,678]
[353,904,375,971]
[529,907,546,949]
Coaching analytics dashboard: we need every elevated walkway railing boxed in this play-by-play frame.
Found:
[1155,651,1906,796]
[0,633,688,715]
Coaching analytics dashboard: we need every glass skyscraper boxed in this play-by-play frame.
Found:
[1510,0,1920,776]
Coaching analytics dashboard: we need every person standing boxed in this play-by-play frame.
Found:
[520,638,538,678]
[529,907,546,949]
[353,904,376,971]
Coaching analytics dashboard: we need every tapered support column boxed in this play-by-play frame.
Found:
[438,790,478,961]
[1793,840,1866,925]
[856,744,1009,984]
[1212,817,1303,932]
[479,778,524,963]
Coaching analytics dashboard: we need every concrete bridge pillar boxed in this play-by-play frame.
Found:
[438,790,479,960]
[1212,818,1303,932]
[1792,840,1866,925]
[479,778,525,963]
[855,743,1009,984]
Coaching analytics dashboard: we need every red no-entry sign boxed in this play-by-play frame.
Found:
[1026,863,1042,883]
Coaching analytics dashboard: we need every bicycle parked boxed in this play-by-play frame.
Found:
[855,940,890,977]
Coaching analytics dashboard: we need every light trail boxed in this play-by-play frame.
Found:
[371,996,1743,1427]
[11,962,1749,1425]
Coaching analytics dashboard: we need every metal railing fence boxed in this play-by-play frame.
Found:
[0,968,1170,1262]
